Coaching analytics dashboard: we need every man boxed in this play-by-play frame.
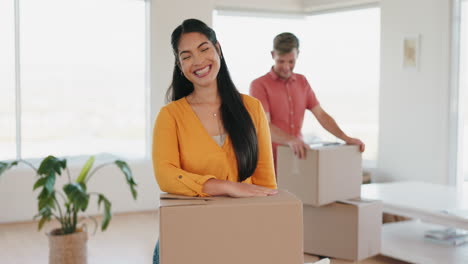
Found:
[250,32,365,167]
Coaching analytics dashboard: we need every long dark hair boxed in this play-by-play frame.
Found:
[167,18,258,182]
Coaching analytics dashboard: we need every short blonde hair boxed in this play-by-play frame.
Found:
[273,32,299,54]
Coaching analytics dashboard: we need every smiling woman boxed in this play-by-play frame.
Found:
[157,18,277,196]
[151,18,278,264]
[177,33,221,90]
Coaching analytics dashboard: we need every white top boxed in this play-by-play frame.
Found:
[212,134,226,146]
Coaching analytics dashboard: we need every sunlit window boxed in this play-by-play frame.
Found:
[213,8,380,161]
[1,0,147,160]
[0,0,16,160]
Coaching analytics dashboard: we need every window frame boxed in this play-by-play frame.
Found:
[449,0,465,186]
[459,0,468,183]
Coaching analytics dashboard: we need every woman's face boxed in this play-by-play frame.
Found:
[177,32,221,89]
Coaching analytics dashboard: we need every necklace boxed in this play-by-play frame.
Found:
[189,94,226,146]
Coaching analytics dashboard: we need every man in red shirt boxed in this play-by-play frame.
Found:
[250,32,365,167]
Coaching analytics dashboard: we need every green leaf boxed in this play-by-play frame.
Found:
[44,171,56,193]
[38,191,55,211]
[76,156,95,183]
[0,161,18,176]
[114,160,138,199]
[33,177,47,191]
[97,194,112,231]
[0,162,7,175]
[34,206,51,219]
[63,183,89,212]
[37,188,50,200]
[36,173,56,212]
[37,156,66,177]
[35,207,52,231]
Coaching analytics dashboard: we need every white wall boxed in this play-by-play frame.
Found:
[377,0,452,184]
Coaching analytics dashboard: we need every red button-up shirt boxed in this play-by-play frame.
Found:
[250,68,320,165]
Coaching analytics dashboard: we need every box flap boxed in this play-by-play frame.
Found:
[159,193,211,207]
[159,190,300,208]
[337,198,381,207]
[160,199,208,207]
[308,142,343,149]
[160,193,214,200]
[203,190,301,207]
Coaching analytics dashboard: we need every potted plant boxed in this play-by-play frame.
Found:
[0,155,137,264]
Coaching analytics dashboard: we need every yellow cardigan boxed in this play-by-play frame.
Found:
[152,94,277,197]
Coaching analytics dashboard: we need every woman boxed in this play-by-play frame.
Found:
[152,18,277,263]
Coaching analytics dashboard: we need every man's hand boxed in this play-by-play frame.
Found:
[311,105,365,153]
[345,137,365,152]
[286,138,309,159]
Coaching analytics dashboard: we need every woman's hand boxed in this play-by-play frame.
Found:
[225,182,278,198]
[203,179,278,197]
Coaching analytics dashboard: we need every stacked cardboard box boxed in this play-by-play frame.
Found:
[277,144,382,261]
[158,190,304,264]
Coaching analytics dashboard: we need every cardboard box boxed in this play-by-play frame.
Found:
[277,144,362,207]
[303,199,382,261]
[159,190,304,264]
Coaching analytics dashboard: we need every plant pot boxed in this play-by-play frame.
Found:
[48,228,88,264]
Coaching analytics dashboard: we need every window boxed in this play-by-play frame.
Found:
[461,0,468,180]
[213,7,380,162]
[1,0,147,160]
[0,0,16,160]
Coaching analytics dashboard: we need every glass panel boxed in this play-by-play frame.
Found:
[20,0,146,159]
[0,0,16,160]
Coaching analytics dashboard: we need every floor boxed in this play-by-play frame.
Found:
[0,211,408,264]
